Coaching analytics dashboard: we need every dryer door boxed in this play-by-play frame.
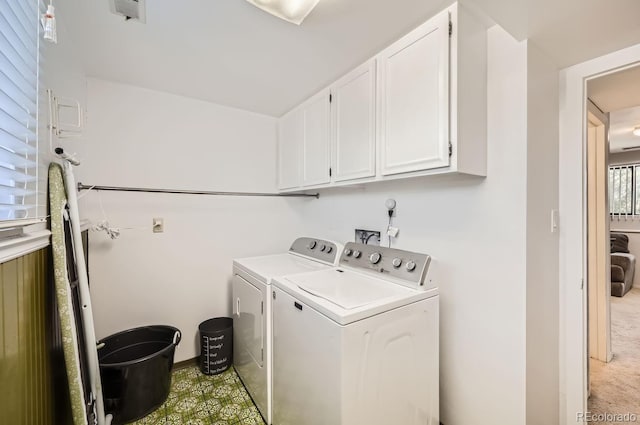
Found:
[233,275,264,368]
[233,274,269,421]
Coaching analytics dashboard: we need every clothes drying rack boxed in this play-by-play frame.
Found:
[76,183,320,198]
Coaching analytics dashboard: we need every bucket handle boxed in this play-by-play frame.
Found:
[173,330,182,346]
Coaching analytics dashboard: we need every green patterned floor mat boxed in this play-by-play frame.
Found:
[131,366,265,425]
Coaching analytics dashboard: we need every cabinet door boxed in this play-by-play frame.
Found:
[377,9,450,176]
[302,91,331,186]
[277,108,303,190]
[332,61,376,182]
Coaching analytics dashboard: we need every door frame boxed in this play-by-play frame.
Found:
[586,103,611,366]
[559,42,640,424]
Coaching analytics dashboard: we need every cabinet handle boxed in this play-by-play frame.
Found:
[294,302,303,311]
[236,298,240,316]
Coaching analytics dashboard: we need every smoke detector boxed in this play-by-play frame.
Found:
[109,0,146,23]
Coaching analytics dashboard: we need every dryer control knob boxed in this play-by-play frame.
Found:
[369,252,382,264]
[326,246,333,254]
[392,258,403,268]
[308,241,317,250]
[353,250,362,259]
[406,260,417,272]
[344,248,352,256]
[320,244,327,252]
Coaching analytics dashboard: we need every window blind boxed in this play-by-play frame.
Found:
[608,164,637,219]
[0,0,43,226]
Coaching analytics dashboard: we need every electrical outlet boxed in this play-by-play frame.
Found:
[153,217,164,233]
[355,229,381,245]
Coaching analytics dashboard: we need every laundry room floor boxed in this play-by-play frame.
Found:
[131,365,265,425]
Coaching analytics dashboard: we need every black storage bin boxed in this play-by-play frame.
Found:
[199,317,233,375]
[98,325,181,425]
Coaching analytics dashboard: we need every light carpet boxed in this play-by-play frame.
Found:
[589,287,640,424]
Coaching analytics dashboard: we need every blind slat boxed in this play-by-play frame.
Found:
[0,49,37,96]
[0,164,37,183]
[6,1,37,44]
[0,203,37,211]
[0,183,36,197]
[0,4,37,59]
[0,128,36,156]
[0,89,37,128]
[0,217,45,229]
[0,69,37,111]
[0,33,37,84]
[0,148,37,169]
[0,108,37,142]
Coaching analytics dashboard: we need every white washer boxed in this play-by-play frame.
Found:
[272,242,439,425]
[232,237,343,424]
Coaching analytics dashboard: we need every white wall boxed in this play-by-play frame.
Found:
[76,79,307,361]
[525,41,560,425]
[37,0,87,222]
[296,26,529,425]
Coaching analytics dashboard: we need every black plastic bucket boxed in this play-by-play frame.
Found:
[199,317,233,375]
[98,325,181,425]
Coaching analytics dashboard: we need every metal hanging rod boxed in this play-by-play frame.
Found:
[77,183,319,198]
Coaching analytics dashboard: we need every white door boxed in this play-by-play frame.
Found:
[232,275,268,418]
[332,61,376,182]
[277,108,303,190]
[377,9,450,176]
[302,91,331,186]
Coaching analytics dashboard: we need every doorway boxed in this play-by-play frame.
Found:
[586,67,640,420]
[559,45,640,424]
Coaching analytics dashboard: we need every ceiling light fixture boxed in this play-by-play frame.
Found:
[634,127,640,137]
[245,0,321,25]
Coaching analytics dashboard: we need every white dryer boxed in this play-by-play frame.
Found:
[272,242,439,425]
[232,237,343,424]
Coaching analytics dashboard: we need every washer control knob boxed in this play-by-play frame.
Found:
[353,250,362,259]
[344,248,352,256]
[392,258,403,268]
[320,244,327,252]
[406,260,417,272]
[326,246,333,254]
[369,252,382,264]
[308,241,317,250]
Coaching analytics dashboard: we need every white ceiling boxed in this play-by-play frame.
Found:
[60,0,640,117]
[609,106,640,153]
[587,65,640,153]
[589,66,640,113]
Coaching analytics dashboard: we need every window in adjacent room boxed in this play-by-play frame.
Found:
[609,164,640,216]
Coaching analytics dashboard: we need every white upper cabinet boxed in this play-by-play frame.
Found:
[276,2,486,192]
[377,9,450,176]
[302,91,331,186]
[331,61,376,182]
[277,108,303,190]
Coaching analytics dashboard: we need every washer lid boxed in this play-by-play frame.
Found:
[234,254,329,284]
[291,268,416,309]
